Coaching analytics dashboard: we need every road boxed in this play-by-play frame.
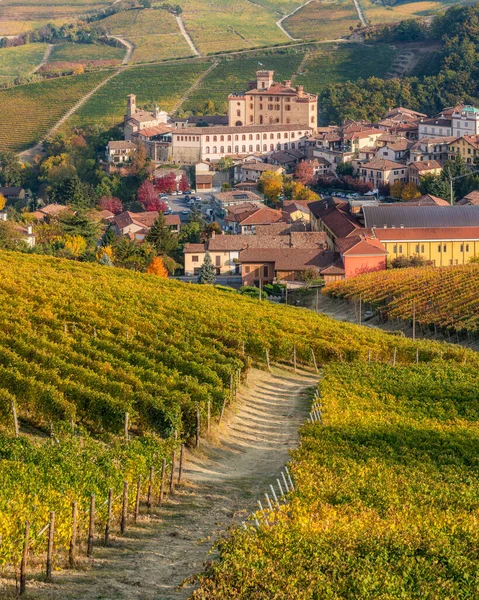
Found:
[162,191,229,230]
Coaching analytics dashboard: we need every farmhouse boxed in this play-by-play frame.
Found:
[112,211,181,241]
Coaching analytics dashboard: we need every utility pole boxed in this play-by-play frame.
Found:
[412,300,416,341]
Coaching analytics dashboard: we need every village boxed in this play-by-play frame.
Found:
[3,69,479,290]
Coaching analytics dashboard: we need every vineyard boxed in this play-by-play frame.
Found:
[195,359,479,598]
[64,61,209,130]
[0,70,110,152]
[0,43,47,82]
[0,250,476,592]
[284,0,360,41]
[48,42,125,65]
[324,264,479,336]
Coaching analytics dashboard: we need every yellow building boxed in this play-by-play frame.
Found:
[448,135,479,165]
[374,228,479,266]
[228,70,317,129]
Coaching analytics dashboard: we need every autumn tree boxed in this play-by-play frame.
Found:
[390,181,404,199]
[154,172,177,194]
[138,180,161,211]
[401,182,420,201]
[62,234,87,257]
[98,196,123,215]
[295,161,316,186]
[201,222,222,241]
[0,220,24,250]
[147,256,168,277]
[259,171,283,205]
[0,151,24,187]
[178,172,190,192]
[0,194,6,212]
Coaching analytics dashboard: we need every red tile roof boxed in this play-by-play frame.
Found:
[336,235,386,255]
[408,160,442,172]
[373,227,479,241]
[406,194,449,206]
[458,191,479,206]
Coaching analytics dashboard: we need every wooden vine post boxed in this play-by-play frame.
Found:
[293,345,297,373]
[124,412,129,442]
[311,348,318,374]
[69,501,77,567]
[196,407,200,448]
[159,458,167,505]
[265,348,271,371]
[87,494,95,557]
[105,489,113,546]
[147,466,154,511]
[11,399,19,438]
[120,481,128,535]
[134,476,142,523]
[19,520,30,596]
[45,511,55,582]
[178,443,185,485]
[207,400,211,434]
[169,452,176,495]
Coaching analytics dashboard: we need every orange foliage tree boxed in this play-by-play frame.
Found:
[147,256,168,278]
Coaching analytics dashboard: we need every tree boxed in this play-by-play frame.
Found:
[60,212,101,245]
[49,174,95,209]
[147,256,168,277]
[0,194,6,212]
[258,171,283,205]
[138,180,158,209]
[217,156,234,172]
[0,220,24,250]
[201,222,222,241]
[197,251,216,284]
[62,234,87,257]
[0,151,24,187]
[179,172,190,193]
[153,172,177,194]
[145,212,178,254]
[301,267,320,287]
[336,161,354,177]
[295,161,316,186]
[179,221,201,244]
[99,251,113,266]
[390,181,405,199]
[401,182,420,201]
[98,196,123,215]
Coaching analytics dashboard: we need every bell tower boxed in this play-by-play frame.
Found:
[126,94,137,118]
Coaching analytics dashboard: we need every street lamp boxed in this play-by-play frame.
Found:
[448,167,479,205]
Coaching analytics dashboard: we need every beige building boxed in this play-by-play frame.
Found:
[171,123,313,164]
[228,70,317,129]
[124,94,170,141]
[359,159,408,187]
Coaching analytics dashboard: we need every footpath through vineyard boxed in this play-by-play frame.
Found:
[32,367,316,600]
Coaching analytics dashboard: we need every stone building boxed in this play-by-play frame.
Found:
[228,70,317,129]
[124,94,170,141]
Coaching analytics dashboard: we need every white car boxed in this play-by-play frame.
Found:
[182,209,190,215]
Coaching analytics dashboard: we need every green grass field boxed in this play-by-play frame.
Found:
[94,9,193,62]
[66,61,209,129]
[0,43,47,81]
[294,42,396,93]
[284,0,361,40]
[182,51,306,113]
[0,71,110,152]
[49,42,125,64]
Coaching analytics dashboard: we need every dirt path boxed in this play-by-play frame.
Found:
[171,60,219,115]
[31,43,54,75]
[276,0,315,40]
[107,35,135,65]
[352,0,367,27]
[30,367,316,600]
[176,14,201,57]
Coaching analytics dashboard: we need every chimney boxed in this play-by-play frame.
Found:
[211,231,216,239]
[27,224,33,235]
[126,94,137,118]
[296,85,304,98]
[0,212,7,221]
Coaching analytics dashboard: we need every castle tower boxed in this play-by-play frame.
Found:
[256,70,274,90]
[126,94,137,118]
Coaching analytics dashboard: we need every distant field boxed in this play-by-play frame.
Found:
[183,51,306,113]
[362,0,446,23]
[0,0,109,36]
[248,0,303,13]
[181,0,289,54]
[0,43,47,81]
[285,0,361,40]
[0,71,109,152]
[65,61,209,129]
[295,42,396,92]
[94,9,193,62]
[49,43,125,64]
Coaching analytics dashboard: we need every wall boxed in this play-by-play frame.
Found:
[241,262,275,285]
[383,240,479,266]
[343,255,386,278]
[184,250,240,276]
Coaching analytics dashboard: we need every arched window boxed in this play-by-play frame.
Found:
[242,134,246,141]
[235,145,239,152]
[284,132,288,138]
[249,134,253,140]
[206,146,210,153]
[275,118,279,123]
[249,145,253,152]
[256,134,260,140]
[291,143,295,149]
[228,146,232,152]
[259,115,263,125]
[206,136,210,142]
[277,143,281,150]
[286,105,291,111]
[220,135,224,141]
[213,146,217,153]
[237,109,241,117]
[228,135,232,141]
[250,115,254,123]
[242,145,246,152]
[220,146,224,153]
[213,136,217,142]
[235,135,239,141]
[263,144,267,151]
[269,117,273,124]
[292,133,296,139]
[263,134,267,140]
[235,121,242,126]
[256,144,260,151]
[270,134,274,140]
[277,133,281,139]
[270,144,274,151]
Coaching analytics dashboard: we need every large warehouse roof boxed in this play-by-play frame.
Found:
[363,205,479,229]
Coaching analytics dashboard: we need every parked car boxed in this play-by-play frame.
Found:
[182,209,190,215]
[165,208,173,215]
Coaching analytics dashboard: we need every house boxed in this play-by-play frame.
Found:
[225,204,284,234]
[106,140,137,164]
[0,187,25,201]
[31,204,73,221]
[451,105,479,138]
[236,161,283,184]
[418,118,452,139]
[457,190,479,206]
[228,70,317,128]
[448,135,479,165]
[211,190,263,217]
[0,213,35,246]
[112,211,181,241]
[375,138,411,162]
[184,231,327,276]
[282,201,311,223]
[408,160,442,186]
[344,129,385,153]
[267,148,305,172]
[410,137,455,163]
[358,158,408,187]
[195,162,214,192]
[405,194,449,206]
[335,234,387,279]
[309,200,361,249]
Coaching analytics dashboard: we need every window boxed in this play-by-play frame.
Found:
[250,103,253,110]
[213,146,217,153]
[245,266,251,274]
[206,146,210,153]
[277,133,281,139]
[270,133,274,140]
[286,117,290,124]
[192,256,199,262]
[291,133,295,139]
[249,145,253,152]
[263,266,269,277]
[242,134,246,141]
[213,136,217,142]
[260,104,263,110]
[242,145,246,153]
[399,245,403,253]
[311,116,314,123]
[256,144,260,151]
[269,96,273,101]
[438,244,441,252]
[275,104,280,111]
[235,135,239,141]
[228,146,232,152]
[263,134,267,140]
[393,245,397,253]
[466,244,470,252]
[220,146,224,153]
[206,136,210,142]
[421,245,425,253]
[250,115,254,123]
[461,244,464,252]
[415,244,419,253]
[443,244,447,252]
[215,256,221,267]
[286,105,291,111]
[270,144,274,150]
[235,146,239,152]
[259,115,263,125]
[263,144,267,151]
[268,104,273,110]
[228,135,232,141]
[220,135,224,142]
[256,134,260,140]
